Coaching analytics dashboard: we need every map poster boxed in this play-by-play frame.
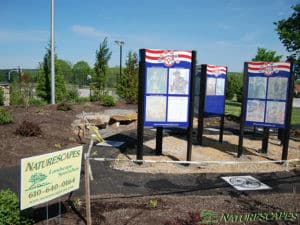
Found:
[244,61,292,128]
[20,146,83,210]
[265,101,286,124]
[245,100,265,122]
[143,49,192,127]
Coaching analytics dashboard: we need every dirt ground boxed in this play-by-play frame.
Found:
[0,102,299,225]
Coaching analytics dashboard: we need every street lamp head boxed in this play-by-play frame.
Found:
[115,40,125,46]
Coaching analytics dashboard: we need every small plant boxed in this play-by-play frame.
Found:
[101,94,116,106]
[148,199,158,208]
[0,108,13,125]
[35,108,45,114]
[0,189,34,225]
[57,102,73,111]
[72,198,82,207]
[0,88,4,106]
[54,143,62,149]
[66,87,79,102]
[15,120,42,137]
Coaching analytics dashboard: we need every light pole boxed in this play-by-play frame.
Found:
[114,40,125,83]
[50,0,55,104]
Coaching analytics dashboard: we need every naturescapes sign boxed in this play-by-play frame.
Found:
[20,146,83,210]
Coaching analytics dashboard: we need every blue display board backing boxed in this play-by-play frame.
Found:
[143,49,192,127]
[244,62,292,128]
[204,65,227,116]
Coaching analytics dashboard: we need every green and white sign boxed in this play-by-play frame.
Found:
[20,146,83,210]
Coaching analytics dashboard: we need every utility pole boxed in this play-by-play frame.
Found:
[50,0,55,104]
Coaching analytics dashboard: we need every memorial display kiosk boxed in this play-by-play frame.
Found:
[195,64,227,144]
[137,49,196,161]
[238,62,294,159]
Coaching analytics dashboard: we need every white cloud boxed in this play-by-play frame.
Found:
[70,25,109,38]
[0,30,47,42]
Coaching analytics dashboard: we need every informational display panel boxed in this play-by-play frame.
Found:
[205,65,227,116]
[20,146,83,210]
[244,62,291,128]
[144,49,192,127]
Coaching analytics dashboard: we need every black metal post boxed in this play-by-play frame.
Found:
[197,64,207,145]
[281,63,294,160]
[219,66,227,143]
[156,127,163,155]
[238,62,248,157]
[137,49,145,160]
[186,51,196,161]
[219,115,225,143]
[261,127,269,153]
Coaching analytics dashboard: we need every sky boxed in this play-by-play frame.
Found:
[0,0,298,72]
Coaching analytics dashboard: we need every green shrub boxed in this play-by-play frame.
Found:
[0,189,33,225]
[101,94,116,106]
[66,87,79,102]
[226,72,243,102]
[0,108,13,125]
[29,98,47,106]
[57,102,73,111]
[75,97,90,103]
[15,120,42,137]
[9,83,24,105]
[0,88,4,106]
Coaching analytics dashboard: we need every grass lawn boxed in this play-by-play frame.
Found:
[225,100,300,125]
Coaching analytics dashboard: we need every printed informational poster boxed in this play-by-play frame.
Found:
[216,78,225,95]
[247,77,267,99]
[167,97,188,122]
[267,77,288,100]
[244,62,291,128]
[246,100,265,122]
[145,96,166,121]
[206,77,216,95]
[20,146,83,210]
[146,67,168,94]
[143,49,192,127]
[265,101,286,124]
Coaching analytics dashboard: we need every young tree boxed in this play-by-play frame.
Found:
[36,46,52,102]
[117,51,139,103]
[92,38,112,96]
[56,59,73,84]
[275,4,300,78]
[36,45,67,103]
[252,48,282,62]
[72,61,94,86]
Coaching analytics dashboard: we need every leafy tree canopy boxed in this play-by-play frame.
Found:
[252,48,282,62]
[275,4,300,78]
